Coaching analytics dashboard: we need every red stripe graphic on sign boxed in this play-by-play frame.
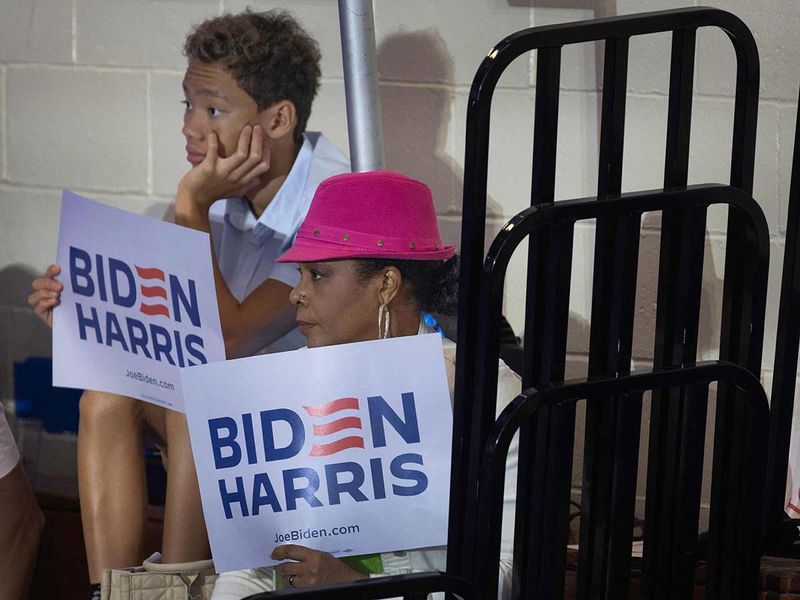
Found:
[140,285,168,299]
[303,397,359,417]
[135,266,165,281]
[313,417,362,437]
[139,303,170,318]
[309,436,365,456]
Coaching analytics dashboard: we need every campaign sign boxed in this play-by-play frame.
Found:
[52,191,225,411]
[181,334,453,573]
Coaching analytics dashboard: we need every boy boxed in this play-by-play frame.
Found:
[28,10,349,598]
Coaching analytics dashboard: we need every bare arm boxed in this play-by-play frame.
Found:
[175,125,296,358]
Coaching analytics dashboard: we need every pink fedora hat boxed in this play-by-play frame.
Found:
[278,170,455,263]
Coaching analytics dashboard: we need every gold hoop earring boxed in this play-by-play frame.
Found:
[378,303,391,339]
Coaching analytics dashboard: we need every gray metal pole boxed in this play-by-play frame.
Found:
[338,0,385,172]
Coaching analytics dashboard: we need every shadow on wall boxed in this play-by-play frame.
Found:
[377,28,505,244]
[0,265,52,400]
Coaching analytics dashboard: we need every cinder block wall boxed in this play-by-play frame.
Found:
[1,1,798,520]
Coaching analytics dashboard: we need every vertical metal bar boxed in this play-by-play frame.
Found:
[766,88,800,530]
[642,27,705,600]
[663,28,695,189]
[448,85,495,581]
[337,0,385,171]
[514,46,575,600]
[579,35,643,600]
[596,37,628,197]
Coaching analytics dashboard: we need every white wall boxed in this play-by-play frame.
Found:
[1,0,798,517]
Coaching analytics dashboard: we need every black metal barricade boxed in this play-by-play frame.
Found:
[457,185,768,600]
[473,361,769,600]
[449,6,766,600]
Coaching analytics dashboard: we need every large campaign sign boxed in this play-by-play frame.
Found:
[181,334,453,573]
[53,191,225,411]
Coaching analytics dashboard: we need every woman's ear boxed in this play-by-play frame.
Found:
[378,267,402,306]
[259,100,297,140]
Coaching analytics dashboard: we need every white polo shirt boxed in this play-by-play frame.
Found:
[209,132,349,354]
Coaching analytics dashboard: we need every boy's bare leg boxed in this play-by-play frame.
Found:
[161,408,210,562]
[0,462,45,600]
[79,390,153,582]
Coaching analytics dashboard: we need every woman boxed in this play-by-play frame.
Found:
[211,170,520,599]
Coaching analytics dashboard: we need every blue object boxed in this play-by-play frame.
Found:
[14,357,81,433]
[422,312,444,336]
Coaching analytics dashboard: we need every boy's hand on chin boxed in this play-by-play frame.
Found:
[271,544,366,589]
[176,124,270,226]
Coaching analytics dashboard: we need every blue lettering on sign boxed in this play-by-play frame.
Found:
[108,259,135,308]
[283,468,324,510]
[218,476,249,519]
[209,417,241,469]
[367,392,420,447]
[210,392,433,517]
[70,247,94,297]
[67,246,209,366]
[261,409,305,462]
[169,274,200,327]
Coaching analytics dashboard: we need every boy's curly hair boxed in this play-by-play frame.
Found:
[184,10,321,143]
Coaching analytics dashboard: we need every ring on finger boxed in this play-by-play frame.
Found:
[288,574,296,588]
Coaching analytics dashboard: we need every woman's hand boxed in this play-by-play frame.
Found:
[175,124,270,227]
[271,544,366,589]
[27,264,63,328]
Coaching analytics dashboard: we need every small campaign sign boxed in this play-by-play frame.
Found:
[52,191,225,411]
[181,334,453,573]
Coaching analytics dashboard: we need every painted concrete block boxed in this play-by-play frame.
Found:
[383,83,459,216]
[0,0,72,64]
[555,91,600,201]
[0,187,60,276]
[630,228,661,361]
[622,94,668,194]
[151,72,188,198]
[778,104,798,234]
[223,0,344,80]
[374,0,531,88]
[697,234,727,362]
[451,87,536,218]
[566,223,596,356]
[7,67,148,192]
[76,0,219,69]
[688,98,780,236]
[694,0,800,101]
[307,81,350,161]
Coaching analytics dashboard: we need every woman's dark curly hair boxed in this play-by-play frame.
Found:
[183,10,321,144]
[355,256,460,316]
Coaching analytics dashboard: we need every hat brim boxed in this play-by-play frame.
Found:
[278,240,456,263]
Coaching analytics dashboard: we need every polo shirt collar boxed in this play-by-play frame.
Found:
[223,133,315,241]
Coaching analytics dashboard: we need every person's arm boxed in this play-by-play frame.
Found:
[175,125,296,358]
[0,463,44,599]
